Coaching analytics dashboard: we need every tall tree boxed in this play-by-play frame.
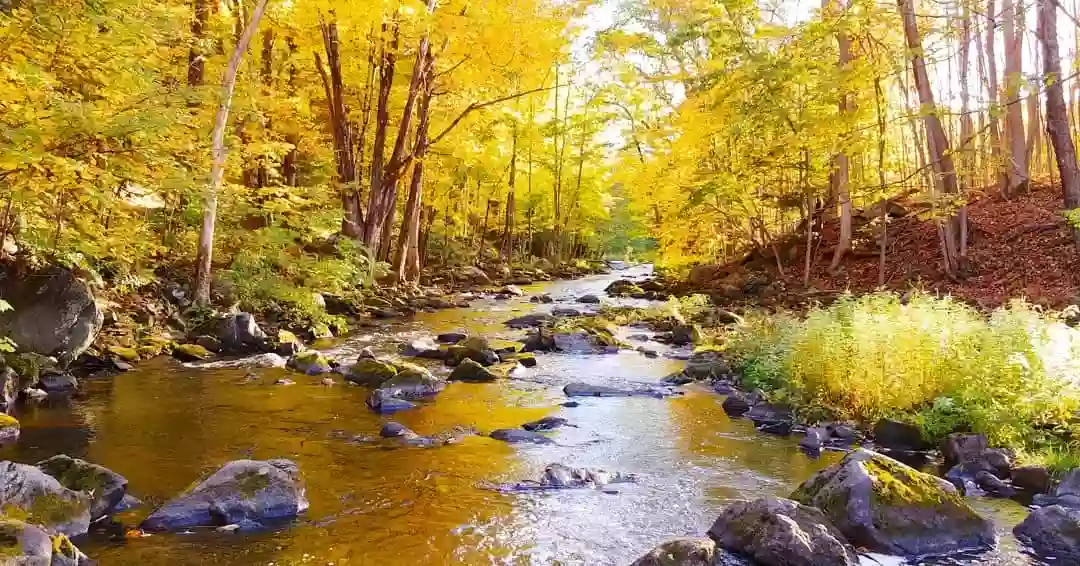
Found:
[899,0,962,275]
[1037,0,1080,250]
[827,0,852,273]
[1002,0,1029,194]
[193,0,272,305]
[187,0,209,87]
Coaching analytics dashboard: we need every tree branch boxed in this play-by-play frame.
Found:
[427,85,555,148]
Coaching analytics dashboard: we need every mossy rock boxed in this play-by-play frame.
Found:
[791,449,994,557]
[6,353,48,384]
[106,346,139,362]
[448,358,497,382]
[0,517,51,562]
[381,365,446,399]
[277,330,299,345]
[287,350,331,376]
[172,343,211,362]
[344,359,398,386]
[0,414,19,446]
[500,352,537,367]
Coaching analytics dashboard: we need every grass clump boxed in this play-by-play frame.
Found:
[726,291,1080,456]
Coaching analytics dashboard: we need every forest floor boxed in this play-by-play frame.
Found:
[715,181,1080,310]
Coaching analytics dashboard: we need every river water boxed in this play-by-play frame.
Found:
[0,266,1045,565]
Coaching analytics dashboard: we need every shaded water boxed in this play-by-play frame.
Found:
[0,267,1042,565]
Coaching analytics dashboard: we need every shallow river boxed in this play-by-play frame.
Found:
[0,266,1046,565]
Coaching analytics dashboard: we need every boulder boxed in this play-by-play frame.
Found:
[380,364,446,398]
[37,455,127,521]
[505,314,553,329]
[140,459,307,532]
[872,419,929,451]
[37,370,77,393]
[366,389,416,414]
[0,461,90,536]
[707,497,858,566]
[489,429,554,444]
[0,414,18,446]
[244,352,287,369]
[1012,465,1052,494]
[941,433,988,470]
[721,394,751,417]
[605,279,645,297]
[1033,469,1080,507]
[449,337,500,366]
[539,463,635,488]
[0,267,102,362]
[0,365,19,412]
[172,343,211,362]
[791,449,994,557]
[530,294,554,304]
[344,359,398,386]
[500,285,525,297]
[632,538,752,566]
[799,427,827,455]
[460,266,491,285]
[551,307,582,317]
[448,359,497,382]
[0,517,92,566]
[401,337,445,360]
[522,417,569,431]
[746,403,794,435]
[522,331,556,353]
[379,422,415,438]
[683,350,730,380]
[662,373,694,386]
[194,335,223,353]
[286,351,332,375]
[669,324,702,346]
[577,294,601,304]
[1014,504,1080,561]
[214,312,268,353]
[436,332,468,344]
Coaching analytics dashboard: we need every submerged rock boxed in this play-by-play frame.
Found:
[551,307,582,317]
[344,359,398,386]
[577,294,601,304]
[0,266,102,361]
[448,359,497,382]
[401,337,444,360]
[707,497,858,566]
[379,422,415,438]
[173,343,211,362]
[791,449,994,557]
[490,429,554,444]
[605,279,645,297]
[721,394,751,417]
[505,314,553,329]
[563,382,675,398]
[140,459,307,532]
[530,294,554,304]
[286,350,332,375]
[539,463,634,488]
[683,350,730,380]
[366,389,417,414]
[37,370,77,393]
[437,332,468,344]
[448,337,500,366]
[522,417,569,431]
[1014,504,1080,561]
[37,455,127,521]
[0,461,90,536]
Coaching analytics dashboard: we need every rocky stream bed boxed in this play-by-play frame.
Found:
[0,265,1071,565]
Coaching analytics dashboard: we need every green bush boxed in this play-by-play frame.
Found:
[725,292,1080,454]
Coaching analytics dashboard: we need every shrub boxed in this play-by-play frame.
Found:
[725,292,1080,453]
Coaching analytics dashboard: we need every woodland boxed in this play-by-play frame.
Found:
[4,0,1080,312]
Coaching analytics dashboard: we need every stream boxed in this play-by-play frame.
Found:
[0,266,1046,565]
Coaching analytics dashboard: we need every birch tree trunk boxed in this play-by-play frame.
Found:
[1037,0,1080,250]
[193,0,271,305]
[986,0,1006,191]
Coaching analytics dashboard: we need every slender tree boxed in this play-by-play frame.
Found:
[193,0,272,305]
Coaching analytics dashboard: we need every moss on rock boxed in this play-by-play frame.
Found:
[172,343,211,362]
[344,359,398,386]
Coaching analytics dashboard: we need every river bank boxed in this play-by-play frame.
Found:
[0,265,1069,564]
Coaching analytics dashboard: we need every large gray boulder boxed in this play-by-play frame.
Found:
[0,267,102,362]
[140,459,307,532]
[37,455,127,521]
[380,363,446,399]
[1013,504,1080,561]
[791,449,994,557]
[0,461,91,536]
[707,497,858,566]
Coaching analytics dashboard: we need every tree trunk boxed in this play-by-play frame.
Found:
[958,1,974,257]
[1003,0,1029,194]
[899,0,961,275]
[827,0,852,273]
[985,0,1006,191]
[501,125,518,260]
[281,36,299,186]
[365,20,400,247]
[187,0,209,87]
[392,52,434,282]
[193,0,271,305]
[1038,0,1080,250]
[317,19,362,237]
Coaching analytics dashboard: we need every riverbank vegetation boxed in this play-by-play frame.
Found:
[722,292,1080,468]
